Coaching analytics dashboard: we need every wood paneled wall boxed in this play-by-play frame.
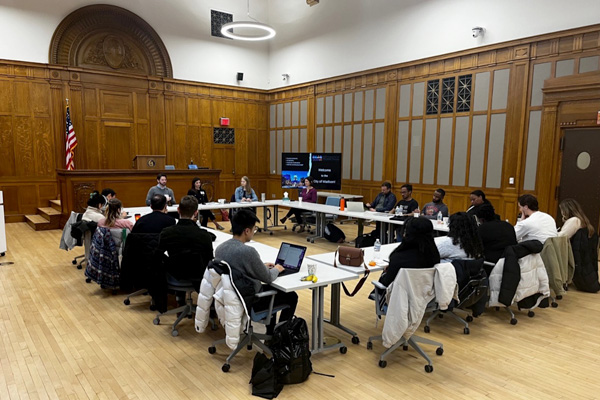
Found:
[0,62,269,221]
[2,24,600,222]
[265,24,600,222]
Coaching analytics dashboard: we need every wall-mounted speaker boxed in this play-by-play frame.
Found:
[236,72,244,81]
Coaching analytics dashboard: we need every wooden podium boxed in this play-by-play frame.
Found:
[132,155,166,170]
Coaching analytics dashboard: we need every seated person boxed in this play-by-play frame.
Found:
[466,190,492,218]
[279,175,317,233]
[558,198,594,239]
[416,188,449,219]
[188,177,225,230]
[146,173,176,206]
[392,184,419,241]
[101,188,117,206]
[435,212,483,262]
[476,204,517,264]
[514,194,557,244]
[132,194,176,234]
[97,198,133,250]
[378,217,441,287]
[158,195,214,290]
[235,175,258,202]
[98,199,134,231]
[215,209,298,334]
[366,181,397,212]
[82,191,106,223]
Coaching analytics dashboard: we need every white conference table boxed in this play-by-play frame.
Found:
[305,243,397,342]
[263,200,449,244]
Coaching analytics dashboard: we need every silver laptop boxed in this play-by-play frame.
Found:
[347,201,365,212]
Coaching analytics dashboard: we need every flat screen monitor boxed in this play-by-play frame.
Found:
[281,152,342,190]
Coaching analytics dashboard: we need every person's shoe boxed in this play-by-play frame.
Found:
[280,217,287,224]
[216,224,225,231]
[297,225,305,233]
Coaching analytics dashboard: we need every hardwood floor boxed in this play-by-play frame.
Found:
[1,216,599,399]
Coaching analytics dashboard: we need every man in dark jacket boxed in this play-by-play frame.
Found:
[158,195,213,290]
[132,195,176,234]
[366,181,397,212]
[476,204,517,264]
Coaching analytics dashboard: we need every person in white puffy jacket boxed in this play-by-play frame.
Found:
[214,209,297,335]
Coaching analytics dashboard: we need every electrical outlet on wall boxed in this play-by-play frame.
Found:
[509,177,515,185]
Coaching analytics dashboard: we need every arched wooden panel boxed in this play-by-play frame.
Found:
[49,4,172,78]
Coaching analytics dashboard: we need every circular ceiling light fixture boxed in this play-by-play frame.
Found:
[221,21,276,41]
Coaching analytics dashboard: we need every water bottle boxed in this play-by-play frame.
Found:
[374,239,381,259]
[395,206,400,215]
[437,211,443,223]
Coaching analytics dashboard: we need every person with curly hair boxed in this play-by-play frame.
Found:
[435,212,483,262]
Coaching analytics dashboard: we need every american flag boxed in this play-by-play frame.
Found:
[65,106,77,170]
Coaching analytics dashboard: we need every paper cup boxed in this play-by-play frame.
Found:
[218,199,225,204]
[413,212,420,218]
[443,217,449,225]
[261,193,266,202]
[307,263,317,276]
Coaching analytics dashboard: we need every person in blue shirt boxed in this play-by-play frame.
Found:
[235,176,258,202]
[366,181,397,212]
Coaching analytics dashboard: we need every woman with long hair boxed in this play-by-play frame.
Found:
[279,176,318,233]
[188,177,224,230]
[378,217,441,287]
[235,176,258,202]
[98,199,133,230]
[435,212,483,262]
[559,198,595,239]
[82,191,107,223]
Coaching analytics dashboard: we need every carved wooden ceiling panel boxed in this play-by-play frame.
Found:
[49,5,172,78]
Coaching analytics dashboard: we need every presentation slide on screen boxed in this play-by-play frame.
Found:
[281,153,342,190]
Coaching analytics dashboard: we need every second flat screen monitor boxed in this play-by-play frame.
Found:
[281,152,342,190]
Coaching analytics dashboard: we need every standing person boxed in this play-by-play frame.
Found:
[558,198,595,239]
[146,174,176,206]
[476,204,517,264]
[188,177,224,230]
[279,176,317,233]
[466,190,491,218]
[377,217,441,287]
[514,194,557,244]
[131,194,176,234]
[235,176,258,202]
[82,191,106,223]
[435,212,483,262]
[215,209,298,334]
[417,188,449,219]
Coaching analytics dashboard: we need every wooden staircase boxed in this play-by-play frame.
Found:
[25,200,62,231]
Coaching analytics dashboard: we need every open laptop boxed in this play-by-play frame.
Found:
[275,242,307,276]
[346,201,365,212]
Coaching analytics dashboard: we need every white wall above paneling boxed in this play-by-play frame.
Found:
[1,0,600,89]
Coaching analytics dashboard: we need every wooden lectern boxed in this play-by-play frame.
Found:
[132,155,166,170]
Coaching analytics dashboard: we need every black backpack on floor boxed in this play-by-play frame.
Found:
[355,231,377,248]
[250,353,283,399]
[324,223,345,243]
[272,317,312,385]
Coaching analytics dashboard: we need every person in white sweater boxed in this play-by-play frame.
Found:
[558,198,595,239]
[514,194,557,244]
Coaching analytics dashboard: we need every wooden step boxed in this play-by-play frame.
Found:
[38,207,61,230]
[49,199,61,212]
[25,214,53,231]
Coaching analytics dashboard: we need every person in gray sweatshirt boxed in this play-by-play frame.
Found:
[146,173,176,206]
[214,209,298,334]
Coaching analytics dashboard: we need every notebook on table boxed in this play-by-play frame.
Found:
[275,242,307,276]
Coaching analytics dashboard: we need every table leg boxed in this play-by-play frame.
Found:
[324,283,358,340]
[307,212,325,243]
[310,285,347,355]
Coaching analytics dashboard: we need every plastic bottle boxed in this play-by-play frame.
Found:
[339,197,345,211]
[374,238,381,259]
[395,206,401,215]
[437,211,443,223]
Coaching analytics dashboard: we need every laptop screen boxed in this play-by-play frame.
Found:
[275,242,307,272]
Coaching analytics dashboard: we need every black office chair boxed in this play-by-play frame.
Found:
[153,273,196,337]
[120,232,160,309]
